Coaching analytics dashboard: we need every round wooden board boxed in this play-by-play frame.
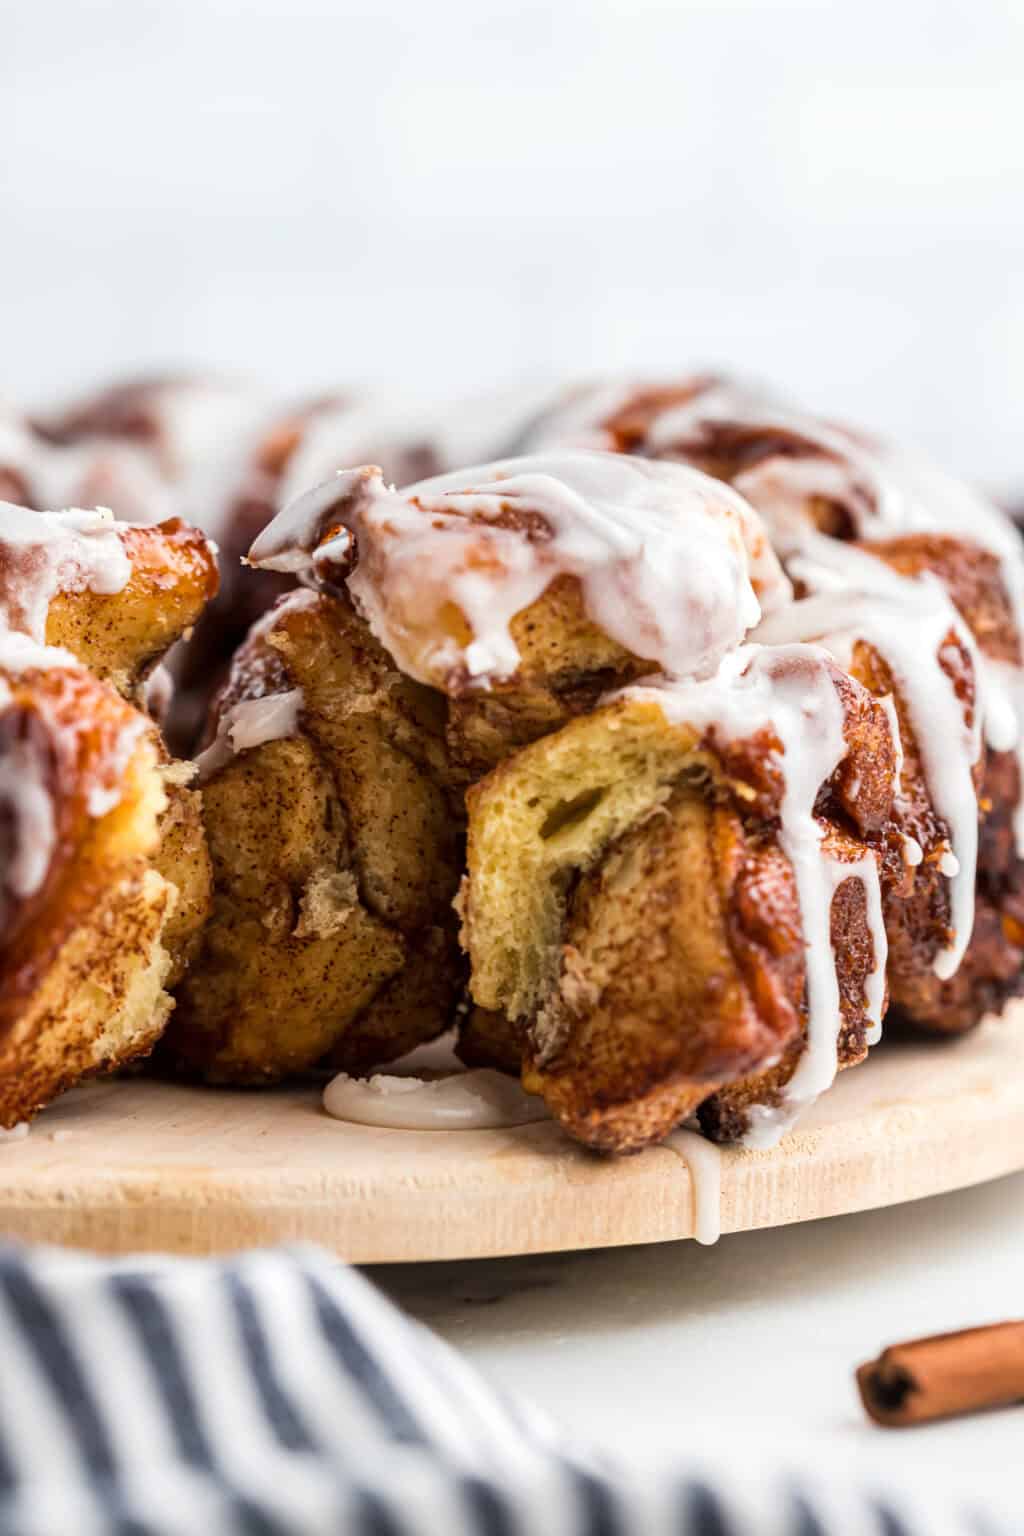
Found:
[1,1008,1023,1263]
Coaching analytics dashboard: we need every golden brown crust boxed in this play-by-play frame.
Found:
[0,662,175,1126]
[589,384,1024,1047]
[844,538,1024,1030]
[461,658,895,1151]
[444,574,654,781]
[455,1005,525,1076]
[44,517,219,702]
[0,509,220,1123]
[164,592,464,1083]
[523,794,807,1152]
[150,771,213,990]
[0,666,151,979]
[700,852,882,1140]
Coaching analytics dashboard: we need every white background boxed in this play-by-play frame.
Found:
[3,0,1023,482]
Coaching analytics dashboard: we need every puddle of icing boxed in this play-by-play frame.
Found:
[322,1032,548,1131]
[323,1034,724,1245]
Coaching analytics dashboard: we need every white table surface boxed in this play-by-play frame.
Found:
[369,1168,1024,1516]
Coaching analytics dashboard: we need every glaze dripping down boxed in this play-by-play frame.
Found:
[0,504,132,642]
[620,644,890,1137]
[249,452,791,691]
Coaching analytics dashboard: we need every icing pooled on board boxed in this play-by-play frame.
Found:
[323,1034,547,1131]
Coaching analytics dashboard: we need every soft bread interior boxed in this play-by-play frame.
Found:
[169,736,408,1082]
[522,786,808,1151]
[464,697,708,1020]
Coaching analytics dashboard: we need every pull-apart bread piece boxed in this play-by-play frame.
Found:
[248,451,790,780]
[461,647,898,1152]
[0,505,218,1123]
[164,585,465,1083]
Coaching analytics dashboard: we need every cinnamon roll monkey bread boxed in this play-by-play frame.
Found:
[199,427,1024,1153]
[3,368,1024,1161]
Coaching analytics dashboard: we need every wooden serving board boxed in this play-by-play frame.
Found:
[1,1010,1023,1263]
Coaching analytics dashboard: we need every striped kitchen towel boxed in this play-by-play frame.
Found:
[0,1242,1006,1536]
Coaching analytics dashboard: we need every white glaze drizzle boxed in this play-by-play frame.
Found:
[194,688,304,782]
[754,536,983,978]
[664,1127,723,1245]
[740,1101,803,1151]
[322,1033,548,1131]
[0,621,77,909]
[0,631,78,673]
[0,503,132,642]
[617,376,1024,644]
[629,380,1024,861]
[621,643,889,1133]
[0,626,149,905]
[251,453,789,690]
[902,836,924,868]
[143,663,174,723]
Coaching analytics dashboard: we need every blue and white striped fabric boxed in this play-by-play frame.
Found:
[0,1243,1005,1536]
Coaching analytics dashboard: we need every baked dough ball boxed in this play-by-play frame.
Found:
[164,588,464,1082]
[0,506,219,1121]
[461,649,897,1150]
[0,643,175,1125]
[248,452,790,782]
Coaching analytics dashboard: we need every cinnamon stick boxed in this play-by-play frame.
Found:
[857,1321,1024,1427]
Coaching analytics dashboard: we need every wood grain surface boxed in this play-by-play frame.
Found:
[1,1010,1022,1262]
